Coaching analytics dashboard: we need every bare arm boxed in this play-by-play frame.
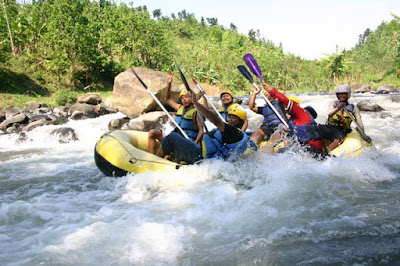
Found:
[191,91,226,132]
[249,89,260,113]
[194,111,204,144]
[165,72,180,110]
[242,117,248,131]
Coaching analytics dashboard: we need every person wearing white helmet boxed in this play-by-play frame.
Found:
[161,91,257,164]
[324,84,371,152]
[148,71,204,156]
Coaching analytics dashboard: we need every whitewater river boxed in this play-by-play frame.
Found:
[1,93,400,265]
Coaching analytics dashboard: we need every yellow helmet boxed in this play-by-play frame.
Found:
[228,108,246,120]
[220,90,233,99]
[179,89,189,97]
[288,96,300,105]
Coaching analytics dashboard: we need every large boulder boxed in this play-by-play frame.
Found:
[127,111,169,131]
[68,103,97,118]
[77,93,102,105]
[357,100,384,112]
[351,84,371,93]
[108,67,222,119]
[108,67,182,118]
[372,85,395,94]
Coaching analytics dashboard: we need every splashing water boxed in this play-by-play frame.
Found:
[1,93,400,265]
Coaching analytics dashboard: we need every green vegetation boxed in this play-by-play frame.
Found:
[1,0,399,109]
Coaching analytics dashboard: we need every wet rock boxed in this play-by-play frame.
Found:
[50,127,79,143]
[23,118,49,131]
[25,101,42,110]
[127,118,145,131]
[352,84,371,93]
[357,100,385,112]
[108,117,130,130]
[5,105,23,119]
[390,95,400,103]
[68,103,96,118]
[371,85,395,94]
[53,106,69,117]
[77,93,102,105]
[1,113,28,129]
[70,110,86,120]
[0,110,6,123]
[15,132,29,143]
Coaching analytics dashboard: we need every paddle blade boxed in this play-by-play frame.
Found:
[174,60,192,92]
[243,53,264,83]
[237,65,254,83]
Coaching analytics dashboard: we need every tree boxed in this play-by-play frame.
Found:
[229,23,237,31]
[206,17,218,26]
[1,0,16,55]
[152,9,161,19]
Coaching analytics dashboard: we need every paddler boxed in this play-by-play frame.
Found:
[249,87,287,145]
[323,84,371,152]
[161,91,257,164]
[148,71,204,155]
[204,89,248,131]
[262,82,327,158]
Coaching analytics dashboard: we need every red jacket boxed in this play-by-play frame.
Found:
[269,89,324,150]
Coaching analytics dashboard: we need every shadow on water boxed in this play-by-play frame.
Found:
[0,67,49,96]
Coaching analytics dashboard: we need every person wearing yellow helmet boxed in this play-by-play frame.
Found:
[209,89,248,131]
[161,91,257,164]
[323,84,371,152]
[249,87,288,145]
[148,71,204,156]
[262,82,326,158]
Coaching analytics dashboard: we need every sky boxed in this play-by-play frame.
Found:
[117,0,400,60]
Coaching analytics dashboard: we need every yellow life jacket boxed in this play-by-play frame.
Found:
[327,102,354,131]
[175,106,198,140]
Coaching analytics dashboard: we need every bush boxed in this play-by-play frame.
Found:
[52,89,78,105]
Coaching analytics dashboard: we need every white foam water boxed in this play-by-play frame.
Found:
[1,93,399,265]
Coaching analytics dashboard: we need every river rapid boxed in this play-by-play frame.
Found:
[1,93,400,265]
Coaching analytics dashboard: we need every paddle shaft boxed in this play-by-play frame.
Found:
[131,68,190,139]
[251,82,289,128]
[343,108,373,145]
[193,79,226,123]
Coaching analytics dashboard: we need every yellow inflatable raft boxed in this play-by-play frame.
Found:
[94,130,178,177]
[328,131,371,158]
[258,131,370,158]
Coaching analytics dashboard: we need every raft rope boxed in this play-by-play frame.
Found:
[106,133,182,169]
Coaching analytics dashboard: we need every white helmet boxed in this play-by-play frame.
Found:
[335,84,351,98]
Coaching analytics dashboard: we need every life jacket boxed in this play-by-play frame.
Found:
[201,128,257,159]
[327,101,354,132]
[289,110,322,144]
[219,103,240,121]
[261,100,285,126]
[175,105,198,140]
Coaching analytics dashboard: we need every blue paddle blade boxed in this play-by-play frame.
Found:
[237,65,254,83]
[243,53,264,83]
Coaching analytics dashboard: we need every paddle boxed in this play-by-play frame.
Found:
[130,68,190,139]
[174,60,210,133]
[237,64,289,128]
[186,70,226,123]
[343,108,374,146]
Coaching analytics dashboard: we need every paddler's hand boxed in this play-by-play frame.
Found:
[167,71,174,84]
[191,90,198,105]
[337,102,346,110]
[252,87,261,95]
[263,82,273,92]
[362,135,372,144]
